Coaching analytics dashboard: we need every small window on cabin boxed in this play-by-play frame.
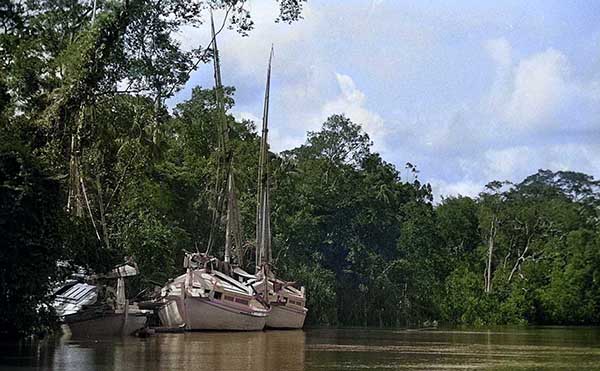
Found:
[224,295,234,302]
[235,298,249,306]
[214,292,222,300]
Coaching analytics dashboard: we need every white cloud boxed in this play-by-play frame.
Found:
[504,49,570,128]
[177,2,321,82]
[481,143,600,183]
[232,111,259,124]
[318,73,388,153]
[431,179,483,201]
[336,74,366,104]
[485,38,512,68]
[484,146,533,180]
[431,142,600,202]
[482,39,600,139]
[170,4,600,202]
[269,127,306,152]
[484,38,513,115]
[541,143,600,175]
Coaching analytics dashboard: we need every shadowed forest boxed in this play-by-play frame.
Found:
[2,1,600,338]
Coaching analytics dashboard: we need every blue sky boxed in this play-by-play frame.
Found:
[171,0,600,199]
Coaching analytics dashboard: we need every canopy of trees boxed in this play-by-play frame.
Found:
[2,0,599,338]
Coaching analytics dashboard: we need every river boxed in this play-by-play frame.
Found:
[2,327,600,370]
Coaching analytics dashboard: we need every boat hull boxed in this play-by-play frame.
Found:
[266,304,307,329]
[184,297,268,331]
[157,299,186,328]
[65,313,147,338]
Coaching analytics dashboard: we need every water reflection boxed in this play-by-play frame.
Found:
[2,327,600,370]
[30,330,305,371]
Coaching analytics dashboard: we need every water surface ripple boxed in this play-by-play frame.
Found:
[2,327,600,370]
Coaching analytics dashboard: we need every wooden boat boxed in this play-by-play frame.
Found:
[254,48,308,329]
[157,253,270,331]
[152,14,270,332]
[252,276,307,329]
[53,262,149,337]
[63,308,148,338]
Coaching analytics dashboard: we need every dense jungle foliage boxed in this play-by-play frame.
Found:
[1,1,599,338]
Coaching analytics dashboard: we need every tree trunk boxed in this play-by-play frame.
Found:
[96,176,110,250]
[485,216,496,293]
[508,234,532,282]
[80,175,101,241]
[67,134,84,217]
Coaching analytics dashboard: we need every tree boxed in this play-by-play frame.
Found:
[478,181,511,293]
[0,0,307,337]
[437,196,480,260]
[0,146,67,338]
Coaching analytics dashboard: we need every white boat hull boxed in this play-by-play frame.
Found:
[65,313,147,337]
[157,299,186,328]
[184,297,268,331]
[266,304,307,329]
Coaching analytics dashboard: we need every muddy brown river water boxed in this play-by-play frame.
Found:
[2,327,600,370]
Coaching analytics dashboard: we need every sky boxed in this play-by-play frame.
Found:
[169,0,600,200]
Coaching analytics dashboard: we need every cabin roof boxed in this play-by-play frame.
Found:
[53,282,97,317]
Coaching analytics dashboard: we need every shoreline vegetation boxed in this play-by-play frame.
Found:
[1,1,599,339]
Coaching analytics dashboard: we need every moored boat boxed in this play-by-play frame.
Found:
[252,276,307,329]
[64,310,148,337]
[157,253,270,331]
[153,14,269,332]
[53,262,149,337]
[254,48,308,329]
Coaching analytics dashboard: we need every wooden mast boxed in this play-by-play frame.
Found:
[206,10,223,256]
[256,46,274,273]
[208,10,243,266]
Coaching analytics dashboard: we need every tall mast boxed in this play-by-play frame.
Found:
[256,46,274,272]
[212,10,232,264]
[206,10,223,255]
[207,10,242,265]
[210,10,227,153]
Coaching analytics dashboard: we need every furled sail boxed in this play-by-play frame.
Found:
[256,46,274,272]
